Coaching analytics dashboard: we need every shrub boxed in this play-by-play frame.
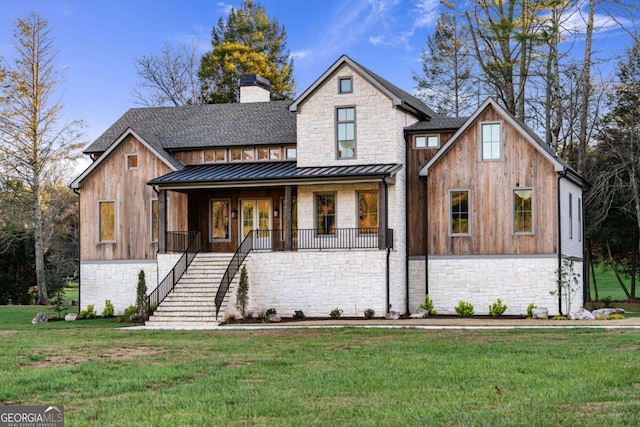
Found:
[118,305,139,323]
[419,295,437,316]
[137,270,147,319]
[454,301,474,317]
[329,308,343,319]
[364,308,375,319]
[526,303,537,318]
[488,298,507,317]
[78,304,96,319]
[293,310,306,320]
[102,300,115,318]
[551,315,568,321]
[236,266,249,318]
[609,313,625,320]
[265,308,277,317]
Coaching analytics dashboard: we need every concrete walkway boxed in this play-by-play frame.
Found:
[123,316,640,331]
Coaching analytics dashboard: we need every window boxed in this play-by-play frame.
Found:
[339,77,352,94]
[230,149,242,161]
[258,148,269,161]
[569,193,573,239]
[337,107,356,159]
[258,147,282,161]
[99,201,115,242]
[513,189,533,234]
[450,190,470,236]
[286,147,297,159]
[151,199,159,242]
[358,191,378,233]
[481,123,501,160]
[210,199,230,241]
[203,149,226,163]
[126,154,138,170]
[415,135,440,149]
[316,193,336,235]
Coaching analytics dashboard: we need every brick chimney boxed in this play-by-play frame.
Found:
[239,74,271,103]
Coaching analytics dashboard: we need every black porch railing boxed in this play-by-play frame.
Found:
[252,228,393,251]
[166,231,199,253]
[145,231,201,319]
[215,230,254,319]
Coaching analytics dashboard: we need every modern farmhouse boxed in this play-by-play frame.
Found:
[71,55,587,325]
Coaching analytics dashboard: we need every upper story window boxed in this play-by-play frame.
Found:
[258,147,282,161]
[339,77,353,94]
[204,149,226,163]
[126,154,139,170]
[286,147,297,159]
[230,148,255,162]
[513,189,534,234]
[415,135,440,149]
[481,123,501,161]
[99,200,116,242]
[337,107,356,159]
[450,190,470,236]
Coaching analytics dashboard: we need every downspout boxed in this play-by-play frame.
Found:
[405,140,410,315]
[557,170,567,315]
[73,188,81,314]
[383,176,391,315]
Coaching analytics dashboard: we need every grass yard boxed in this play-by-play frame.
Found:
[0,311,639,426]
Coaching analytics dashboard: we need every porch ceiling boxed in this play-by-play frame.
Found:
[148,161,401,189]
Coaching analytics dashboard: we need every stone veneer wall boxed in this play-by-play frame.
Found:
[80,260,159,314]
[243,250,393,317]
[411,255,583,316]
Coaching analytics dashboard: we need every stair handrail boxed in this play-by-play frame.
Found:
[215,230,254,318]
[145,231,200,319]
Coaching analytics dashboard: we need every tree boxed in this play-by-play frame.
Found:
[199,0,294,103]
[133,41,201,107]
[0,13,84,304]
[413,12,477,117]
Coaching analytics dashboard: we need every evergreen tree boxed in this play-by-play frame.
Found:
[199,0,294,103]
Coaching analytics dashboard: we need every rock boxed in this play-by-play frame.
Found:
[31,312,48,324]
[592,308,625,319]
[568,309,594,321]
[386,311,400,320]
[531,307,548,319]
[65,313,78,321]
[410,311,427,319]
[267,314,281,322]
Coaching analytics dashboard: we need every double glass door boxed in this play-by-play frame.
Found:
[240,199,272,249]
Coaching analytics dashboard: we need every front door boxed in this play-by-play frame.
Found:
[240,199,272,249]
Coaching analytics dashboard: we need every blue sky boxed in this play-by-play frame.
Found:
[0,0,637,146]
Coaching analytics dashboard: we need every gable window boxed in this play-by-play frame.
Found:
[513,189,534,234]
[337,107,356,159]
[210,199,230,241]
[258,147,282,161]
[339,77,353,94]
[358,191,378,234]
[99,201,115,242]
[126,154,138,170]
[151,199,159,242]
[204,149,226,163]
[316,193,336,235]
[415,135,440,149]
[481,123,501,160]
[450,190,470,236]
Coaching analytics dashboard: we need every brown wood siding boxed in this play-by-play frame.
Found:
[407,131,456,256]
[78,135,175,260]
[173,150,203,165]
[426,106,558,256]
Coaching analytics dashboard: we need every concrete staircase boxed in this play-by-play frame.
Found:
[146,253,237,327]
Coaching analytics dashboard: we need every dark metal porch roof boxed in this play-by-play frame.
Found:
[148,161,401,187]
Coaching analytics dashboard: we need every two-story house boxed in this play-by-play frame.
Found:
[71,55,586,324]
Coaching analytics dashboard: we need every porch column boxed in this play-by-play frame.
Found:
[158,189,167,253]
[284,185,293,251]
[378,180,387,250]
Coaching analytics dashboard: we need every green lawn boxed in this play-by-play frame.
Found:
[591,265,639,301]
[0,311,639,426]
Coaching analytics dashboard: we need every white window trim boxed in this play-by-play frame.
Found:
[150,198,159,242]
[449,189,471,237]
[125,153,139,170]
[98,199,116,243]
[203,149,226,163]
[209,198,231,242]
[480,122,502,161]
[513,188,535,236]
[414,134,440,149]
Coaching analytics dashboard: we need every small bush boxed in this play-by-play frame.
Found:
[78,304,96,319]
[364,308,375,319]
[293,310,306,320]
[265,308,277,317]
[118,305,139,323]
[526,303,537,318]
[488,298,507,317]
[236,266,249,318]
[454,301,474,317]
[329,308,343,319]
[419,295,437,316]
[551,315,568,320]
[608,313,625,320]
[102,300,115,318]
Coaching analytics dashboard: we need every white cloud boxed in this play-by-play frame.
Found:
[216,2,233,15]
[291,50,312,59]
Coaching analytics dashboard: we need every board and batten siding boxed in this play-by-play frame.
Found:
[559,177,583,259]
[427,106,558,256]
[78,134,186,260]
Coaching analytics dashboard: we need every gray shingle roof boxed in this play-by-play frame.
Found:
[405,116,468,131]
[148,162,402,186]
[85,100,296,154]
